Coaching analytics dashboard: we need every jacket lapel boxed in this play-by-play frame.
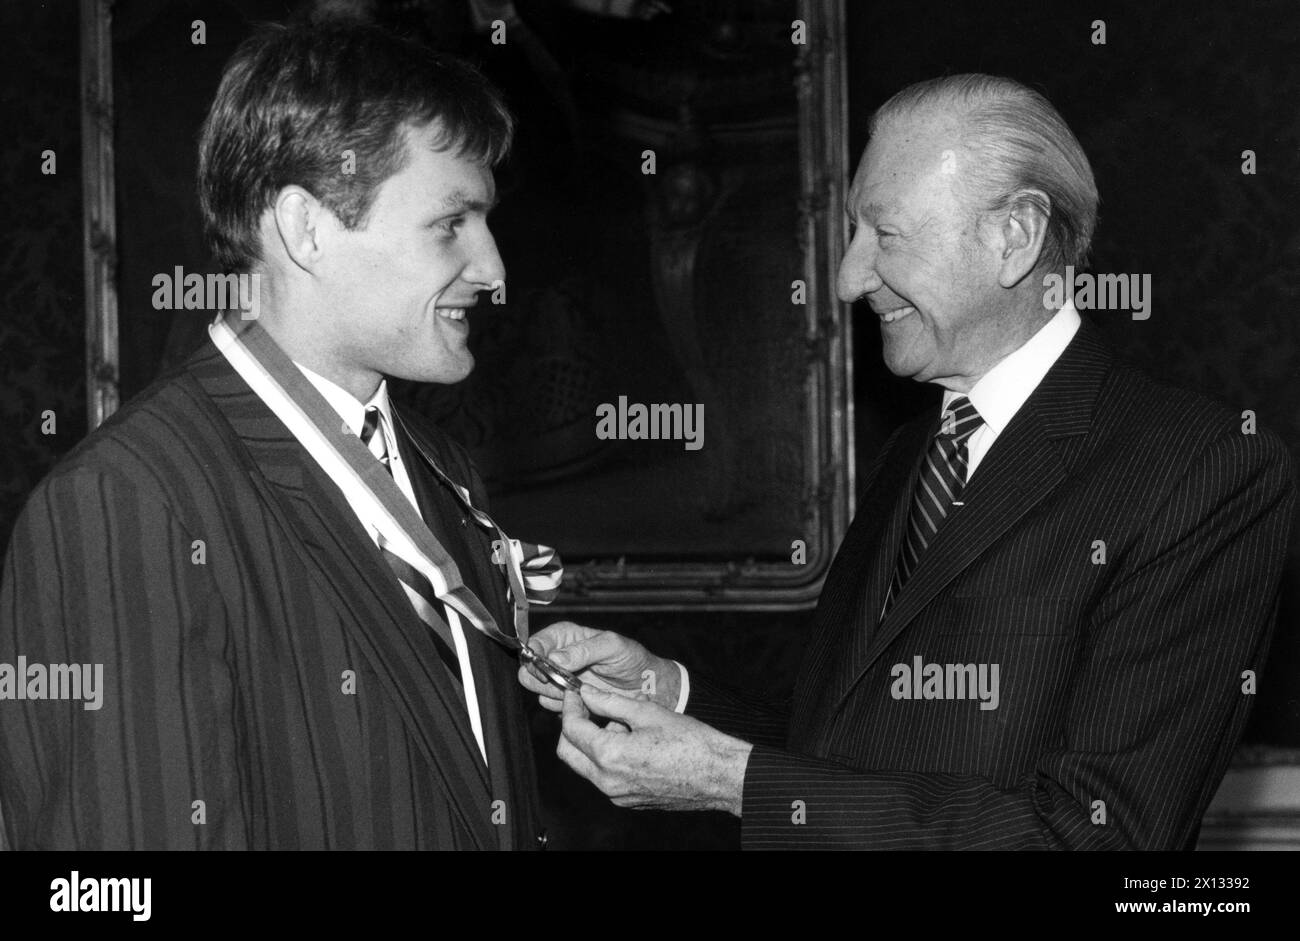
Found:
[807,415,930,726]
[829,320,1114,713]
[393,410,530,851]
[188,342,498,850]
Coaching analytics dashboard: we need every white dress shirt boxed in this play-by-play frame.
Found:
[945,301,1081,482]
[296,364,488,764]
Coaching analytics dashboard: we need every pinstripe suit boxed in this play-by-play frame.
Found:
[689,320,1295,849]
[0,340,542,849]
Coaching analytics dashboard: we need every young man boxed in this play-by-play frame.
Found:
[0,22,551,850]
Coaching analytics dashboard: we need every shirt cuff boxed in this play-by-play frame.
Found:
[672,660,690,713]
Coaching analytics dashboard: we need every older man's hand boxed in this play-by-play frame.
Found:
[518,621,682,712]
[556,684,752,816]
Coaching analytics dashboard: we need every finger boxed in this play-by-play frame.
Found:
[549,631,628,674]
[572,670,622,695]
[517,663,563,700]
[566,687,630,752]
[527,621,597,658]
[558,690,606,766]
[518,665,565,712]
[555,727,602,783]
[564,686,595,722]
[579,683,657,728]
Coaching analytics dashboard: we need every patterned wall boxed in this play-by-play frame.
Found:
[0,1,87,548]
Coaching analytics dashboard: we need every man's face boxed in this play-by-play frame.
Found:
[317,120,505,386]
[837,111,1004,389]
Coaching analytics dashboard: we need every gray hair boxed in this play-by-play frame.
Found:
[870,74,1098,270]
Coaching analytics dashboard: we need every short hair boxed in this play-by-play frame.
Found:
[198,22,514,273]
[869,74,1098,270]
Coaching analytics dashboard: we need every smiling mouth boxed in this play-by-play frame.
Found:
[878,305,916,323]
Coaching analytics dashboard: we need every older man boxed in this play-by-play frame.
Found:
[0,23,556,849]
[521,74,1296,849]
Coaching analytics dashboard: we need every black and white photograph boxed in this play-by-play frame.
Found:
[1,0,1298,920]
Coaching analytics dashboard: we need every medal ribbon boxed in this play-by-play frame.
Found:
[209,314,564,662]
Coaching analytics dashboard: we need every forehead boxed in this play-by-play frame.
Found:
[378,122,496,206]
[850,111,964,213]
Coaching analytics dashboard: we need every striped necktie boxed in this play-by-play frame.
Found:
[360,405,465,692]
[881,396,984,617]
[361,406,390,471]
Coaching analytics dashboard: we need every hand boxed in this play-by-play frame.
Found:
[557,684,752,815]
[518,621,681,712]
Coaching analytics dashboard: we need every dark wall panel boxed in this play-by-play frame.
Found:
[0,0,86,547]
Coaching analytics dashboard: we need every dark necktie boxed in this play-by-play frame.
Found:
[361,406,390,472]
[360,405,466,693]
[881,396,984,617]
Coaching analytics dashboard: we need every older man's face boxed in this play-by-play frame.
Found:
[837,112,1004,390]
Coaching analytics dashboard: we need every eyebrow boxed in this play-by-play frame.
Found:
[438,189,498,214]
[845,199,899,221]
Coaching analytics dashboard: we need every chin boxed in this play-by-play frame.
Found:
[881,337,933,382]
[385,357,474,386]
[425,360,475,386]
[881,348,914,379]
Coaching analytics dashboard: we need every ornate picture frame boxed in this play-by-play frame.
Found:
[84,0,854,611]
[81,0,118,431]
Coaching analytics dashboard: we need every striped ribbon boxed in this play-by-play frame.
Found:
[208,314,573,687]
[392,411,561,628]
[358,407,464,688]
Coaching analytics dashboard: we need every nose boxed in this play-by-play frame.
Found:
[464,225,507,293]
[836,231,883,304]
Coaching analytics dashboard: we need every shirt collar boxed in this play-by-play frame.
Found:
[943,300,1081,435]
[294,362,393,440]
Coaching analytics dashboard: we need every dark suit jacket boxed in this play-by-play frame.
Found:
[0,340,543,849]
[688,321,1296,849]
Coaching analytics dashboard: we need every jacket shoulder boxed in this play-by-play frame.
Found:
[1094,357,1293,502]
[1105,357,1286,454]
[28,364,230,511]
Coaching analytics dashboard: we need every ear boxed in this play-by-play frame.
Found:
[994,189,1051,288]
[270,186,330,273]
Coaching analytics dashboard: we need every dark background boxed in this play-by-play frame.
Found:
[2,0,1297,849]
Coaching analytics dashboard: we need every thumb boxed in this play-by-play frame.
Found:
[579,683,657,727]
[549,637,602,671]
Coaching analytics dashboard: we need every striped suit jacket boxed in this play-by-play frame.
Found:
[0,339,543,849]
[689,320,1296,849]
